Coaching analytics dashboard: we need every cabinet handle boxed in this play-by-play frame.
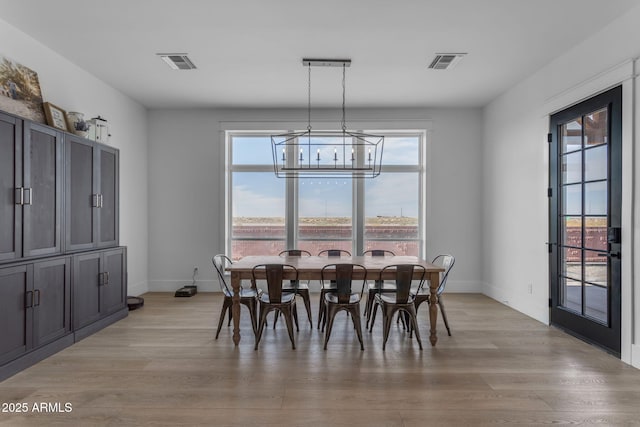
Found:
[34,289,41,307]
[15,188,24,205]
[92,194,99,208]
[98,272,105,286]
[99,194,104,208]
[24,188,33,205]
[25,291,33,308]
[105,271,110,285]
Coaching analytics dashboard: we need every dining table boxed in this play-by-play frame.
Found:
[226,255,445,346]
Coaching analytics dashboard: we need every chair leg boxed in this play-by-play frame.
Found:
[382,306,393,351]
[282,307,296,350]
[246,299,258,338]
[369,302,379,332]
[299,290,313,328]
[292,300,299,331]
[365,291,375,328]
[323,305,338,350]
[438,297,452,336]
[215,298,231,339]
[254,304,270,350]
[407,307,423,350]
[227,303,232,326]
[317,289,325,329]
[350,305,365,351]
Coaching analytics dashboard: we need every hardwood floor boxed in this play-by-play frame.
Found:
[1,293,639,426]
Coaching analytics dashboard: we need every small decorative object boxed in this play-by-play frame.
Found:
[66,111,91,137]
[42,102,69,131]
[87,115,111,143]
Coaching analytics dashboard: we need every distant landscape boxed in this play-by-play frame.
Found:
[233,216,418,225]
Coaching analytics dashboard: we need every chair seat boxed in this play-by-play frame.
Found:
[282,282,309,291]
[259,292,296,304]
[223,288,259,298]
[325,292,361,304]
[377,294,415,305]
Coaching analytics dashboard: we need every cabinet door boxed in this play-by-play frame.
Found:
[0,113,22,262]
[101,248,126,315]
[0,264,32,365]
[32,258,71,347]
[22,122,63,257]
[73,252,102,329]
[65,135,97,251]
[97,145,119,248]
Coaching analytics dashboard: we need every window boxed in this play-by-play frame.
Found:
[227,131,425,260]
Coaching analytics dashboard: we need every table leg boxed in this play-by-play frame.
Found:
[428,271,439,346]
[231,271,241,345]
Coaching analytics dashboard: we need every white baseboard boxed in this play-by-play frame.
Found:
[631,345,640,369]
[127,280,149,297]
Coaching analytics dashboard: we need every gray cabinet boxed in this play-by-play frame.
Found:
[65,135,119,252]
[73,247,126,330]
[0,257,71,366]
[0,114,63,262]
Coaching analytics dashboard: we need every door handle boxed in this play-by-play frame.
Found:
[24,188,33,205]
[15,188,24,205]
[597,252,621,259]
[34,289,41,307]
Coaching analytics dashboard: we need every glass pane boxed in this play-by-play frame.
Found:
[562,152,581,184]
[298,179,352,239]
[232,172,285,240]
[585,250,607,286]
[380,136,420,165]
[561,277,582,313]
[585,283,607,323]
[232,136,273,165]
[584,217,607,251]
[585,145,607,181]
[231,239,286,261]
[365,173,419,240]
[561,216,582,247]
[585,181,607,215]
[561,247,581,280]
[562,184,582,215]
[298,240,352,256]
[584,108,608,147]
[561,118,582,153]
[363,240,420,256]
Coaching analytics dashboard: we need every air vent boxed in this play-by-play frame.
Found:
[428,53,466,70]
[157,53,197,70]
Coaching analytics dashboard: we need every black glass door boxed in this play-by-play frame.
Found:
[549,86,622,356]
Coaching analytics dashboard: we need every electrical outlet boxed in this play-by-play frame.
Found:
[527,283,533,294]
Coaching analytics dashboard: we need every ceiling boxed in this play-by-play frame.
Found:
[0,0,637,109]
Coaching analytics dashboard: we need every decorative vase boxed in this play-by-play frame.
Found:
[67,111,91,138]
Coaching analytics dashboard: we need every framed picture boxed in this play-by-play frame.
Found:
[0,53,46,123]
[43,102,69,131]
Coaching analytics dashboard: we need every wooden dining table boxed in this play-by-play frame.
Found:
[227,255,445,347]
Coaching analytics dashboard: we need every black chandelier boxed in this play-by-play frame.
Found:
[271,59,384,178]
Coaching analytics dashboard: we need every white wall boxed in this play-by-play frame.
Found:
[482,4,640,367]
[147,107,483,293]
[0,18,149,295]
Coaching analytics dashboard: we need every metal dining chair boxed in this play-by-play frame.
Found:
[212,255,259,339]
[278,249,313,328]
[368,264,426,350]
[252,263,299,350]
[362,249,396,328]
[320,263,367,350]
[411,254,455,336]
[317,249,351,328]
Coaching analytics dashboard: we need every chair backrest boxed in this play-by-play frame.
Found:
[363,249,395,257]
[431,254,455,295]
[251,264,298,303]
[380,264,426,304]
[321,263,366,303]
[212,254,232,294]
[279,249,312,257]
[318,249,351,257]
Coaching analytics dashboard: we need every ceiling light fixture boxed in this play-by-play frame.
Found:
[157,53,197,70]
[271,58,384,178]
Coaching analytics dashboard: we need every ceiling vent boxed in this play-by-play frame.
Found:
[428,53,466,70]
[157,53,197,70]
